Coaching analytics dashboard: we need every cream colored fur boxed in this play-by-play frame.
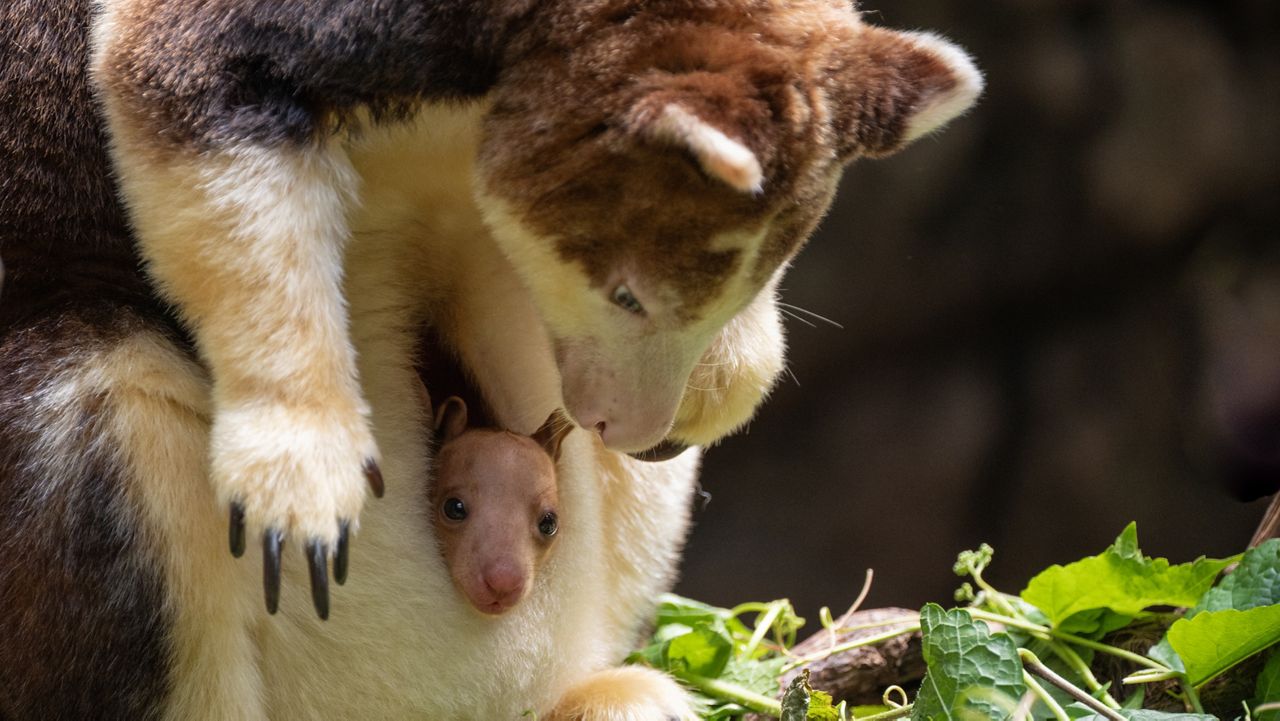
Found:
[648,105,764,194]
[95,1,376,552]
[97,335,267,721]
[70,102,708,718]
[19,331,266,720]
[475,197,781,453]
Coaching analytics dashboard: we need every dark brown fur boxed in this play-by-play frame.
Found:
[97,0,535,150]
[1,4,179,717]
[0,0,157,321]
[418,326,495,431]
[0,310,173,720]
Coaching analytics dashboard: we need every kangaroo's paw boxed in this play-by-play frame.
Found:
[214,401,381,620]
[546,667,698,721]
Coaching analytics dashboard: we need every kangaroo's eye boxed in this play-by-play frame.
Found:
[442,497,467,521]
[537,511,558,538]
[611,285,645,315]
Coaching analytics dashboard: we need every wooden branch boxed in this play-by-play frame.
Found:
[771,607,924,708]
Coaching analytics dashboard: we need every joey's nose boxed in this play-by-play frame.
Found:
[483,562,525,598]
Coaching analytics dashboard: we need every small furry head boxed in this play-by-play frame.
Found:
[430,398,562,615]
[476,0,982,452]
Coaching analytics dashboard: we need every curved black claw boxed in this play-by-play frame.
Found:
[334,520,350,587]
[228,502,246,558]
[306,539,330,621]
[363,458,385,499]
[263,529,284,615]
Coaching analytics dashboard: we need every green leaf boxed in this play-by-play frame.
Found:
[1144,637,1183,674]
[1055,609,1135,640]
[720,656,786,699]
[1111,524,1142,560]
[1166,605,1280,686]
[1255,651,1280,721]
[1064,703,1215,720]
[1020,524,1234,629]
[807,690,840,721]
[1120,687,1145,710]
[1191,539,1280,615]
[1148,540,1280,675]
[703,704,748,721]
[656,595,728,628]
[911,604,1027,721]
[668,624,734,678]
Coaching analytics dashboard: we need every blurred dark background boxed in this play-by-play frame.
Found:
[675,0,1280,624]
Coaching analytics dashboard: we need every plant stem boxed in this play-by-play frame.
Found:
[677,672,781,717]
[1020,650,1126,721]
[782,625,921,672]
[1122,669,1183,684]
[1022,671,1071,721]
[1060,633,1168,673]
[852,704,913,721]
[743,602,784,659]
[1182,681,1205,714]
[832,617,921,634]
[967,609,1170,672]
[1049,641,1121,709]
[730,602,774,618]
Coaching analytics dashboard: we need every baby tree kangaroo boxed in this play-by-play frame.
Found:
[428,397,571,615]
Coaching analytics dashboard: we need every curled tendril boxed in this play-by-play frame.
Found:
[883,685,910,709]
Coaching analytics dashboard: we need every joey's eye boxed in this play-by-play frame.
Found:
[611,284,645,315]
[537,511,558,538]
[442,497,467,521]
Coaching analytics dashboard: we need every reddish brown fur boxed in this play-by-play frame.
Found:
[479,1,971,312]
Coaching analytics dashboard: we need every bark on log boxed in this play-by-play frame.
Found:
[746,606,923,719]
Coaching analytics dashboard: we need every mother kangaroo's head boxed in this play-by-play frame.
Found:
[474,0,983,454]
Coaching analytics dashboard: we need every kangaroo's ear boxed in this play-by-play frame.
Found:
[628,103,764,194]
[829,27,983,160]
[531,410,574,462]
[434,396,469,443]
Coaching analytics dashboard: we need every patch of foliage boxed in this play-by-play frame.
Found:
[630,527,1280,720]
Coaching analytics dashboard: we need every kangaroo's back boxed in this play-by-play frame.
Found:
[0,4,180,718]
[0,0,154,321]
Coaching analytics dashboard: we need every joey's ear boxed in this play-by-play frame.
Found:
[531,410,574,462]
[434,397,469,443]
[630,104,763,194]
[828,27,983,160]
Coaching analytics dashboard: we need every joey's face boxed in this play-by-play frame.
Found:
[430,431,560,616]
[476,0,984,452]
